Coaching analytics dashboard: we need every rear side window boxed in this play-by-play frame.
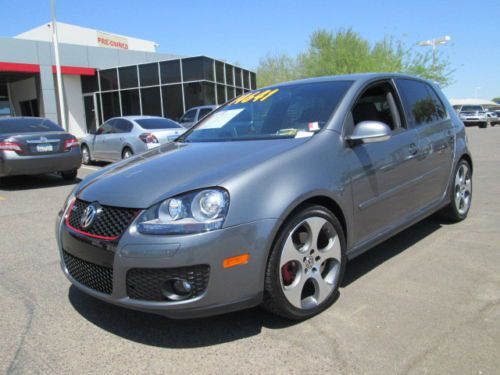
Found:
[396,79,447,127]
[0,118,62,133]
[180,109,197,124]
[198,108,213,119]
[135,118,182,130]
[114,119,133,133]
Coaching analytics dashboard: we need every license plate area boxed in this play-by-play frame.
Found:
[36,144,53,152]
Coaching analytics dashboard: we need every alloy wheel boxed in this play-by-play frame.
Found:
[454,163,472,215]
[279,216,342,310]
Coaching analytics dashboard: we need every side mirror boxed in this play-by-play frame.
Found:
[346,121,392,145]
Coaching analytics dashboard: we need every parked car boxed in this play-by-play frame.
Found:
[0,117,80,180]
[458,105,499,128]
[57,73,472,320]
[178,105,217,128]
[80,116,185,164]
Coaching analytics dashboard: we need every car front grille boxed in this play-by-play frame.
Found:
[67,199,138,240]
[127,265,210,301]
[62,250,113,294]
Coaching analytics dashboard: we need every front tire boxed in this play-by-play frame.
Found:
[81,145,92,165]
[122,147,133,159]
[439,159,472,222]
[262,205,346,320]
[479,122,487,128]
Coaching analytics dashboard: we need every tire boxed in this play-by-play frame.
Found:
[262,204,346,320]
[122,147,133,159]
[61,170,78,181]
[479,122,487,128]
[438,159,472,222]
[81,145,92,165]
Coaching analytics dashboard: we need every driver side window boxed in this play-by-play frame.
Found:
[352,82,403,131]
[97,120,114,135]
[180,109,197,123]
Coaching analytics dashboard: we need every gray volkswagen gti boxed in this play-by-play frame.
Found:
[56,73,472,320]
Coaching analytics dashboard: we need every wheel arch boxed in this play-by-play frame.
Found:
[267,194,349,261]
[459,152,473,173]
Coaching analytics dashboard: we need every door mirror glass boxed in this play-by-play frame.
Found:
[347,121,392,144]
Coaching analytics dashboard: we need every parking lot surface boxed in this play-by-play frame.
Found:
[1,127,499,374]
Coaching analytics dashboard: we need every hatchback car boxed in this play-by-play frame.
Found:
[178,105,218,129]
[80,116,185,164]
[0,117,81,180]
[57,74,472,320]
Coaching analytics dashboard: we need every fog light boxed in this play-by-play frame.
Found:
[161,278,193,301]
[173,279,192,295]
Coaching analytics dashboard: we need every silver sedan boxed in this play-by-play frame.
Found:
[80,116,185,164]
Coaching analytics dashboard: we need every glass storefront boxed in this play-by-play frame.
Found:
[82,56,256,131]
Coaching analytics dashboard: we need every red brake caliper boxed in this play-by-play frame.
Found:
[281,262,297,286]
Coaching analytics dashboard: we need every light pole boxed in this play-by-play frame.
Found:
[417,35,451,66]
[474,87,481,99]
[51,0,67,130]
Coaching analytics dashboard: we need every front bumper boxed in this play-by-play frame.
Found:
[0,148,82,177]
[56,211,277,318]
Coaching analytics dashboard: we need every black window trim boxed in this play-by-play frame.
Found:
[394,77,450,129]
[343,78,408,140]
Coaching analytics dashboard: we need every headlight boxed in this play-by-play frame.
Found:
[61,185,78,215]
[136,188,229,235]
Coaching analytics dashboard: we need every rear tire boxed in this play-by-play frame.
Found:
[61,170,78,181]
[438,159,472,222]
[262,204,346,320]
[122,147,133,159]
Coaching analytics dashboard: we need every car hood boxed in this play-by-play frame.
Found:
[76,138,309,208]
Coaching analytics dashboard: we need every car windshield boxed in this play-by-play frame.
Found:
[0,118,62,133]
[461,105,483,112]
[178,81,352,142]
[135,118,182,130]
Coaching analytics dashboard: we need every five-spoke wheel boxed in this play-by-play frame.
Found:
[263,205,345,320]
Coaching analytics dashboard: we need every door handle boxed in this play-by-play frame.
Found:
[408,143,418,156]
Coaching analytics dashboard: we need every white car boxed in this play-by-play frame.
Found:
[80,116,185,164]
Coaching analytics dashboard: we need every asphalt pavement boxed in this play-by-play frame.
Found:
[0,126,499,374]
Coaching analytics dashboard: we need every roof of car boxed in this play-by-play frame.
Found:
[262,73,433,89]
[118,116,169,121]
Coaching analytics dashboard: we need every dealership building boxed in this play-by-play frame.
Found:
[0,22,256,137]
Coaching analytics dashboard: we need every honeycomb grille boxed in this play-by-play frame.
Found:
[68,199,138,239]
[63,250,113,294]
[127,265,210,301]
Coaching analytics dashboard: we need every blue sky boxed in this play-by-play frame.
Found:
[2,0,499,100]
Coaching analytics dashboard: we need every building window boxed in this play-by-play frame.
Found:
[141,87,162,116]
[216,84,226,104]
[215,61,224,84]
[235,87,243,97]
[243,70,250,89]
[234,67,242,87]
[162,84,183,120]
[160,60,181,84]
[226,86,235,100]
[99,69,119,91]
[182,57,214,82]
[81,75,98,93]
[225,65,234,86]
[101,91,120,120]
[119,66,138,89]
[250,72,257,90]
[184,82,215,109]
[139,63,159,87]
[121,89,141,116]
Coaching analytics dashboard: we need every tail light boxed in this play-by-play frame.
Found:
[139,133,159,144]
[0,141,23,153]
[63,138,79,151]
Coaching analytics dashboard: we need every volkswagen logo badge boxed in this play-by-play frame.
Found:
[80,203,101,229]
[40,136,48,142]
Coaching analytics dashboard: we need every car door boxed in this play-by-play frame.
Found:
[347,80,425,245]
[394,79,455,208]
[92,120,115,160]
[106,119,133,161]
